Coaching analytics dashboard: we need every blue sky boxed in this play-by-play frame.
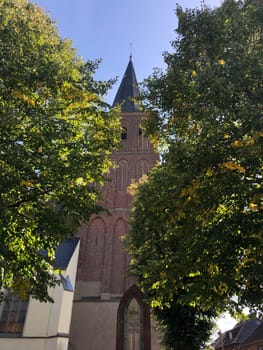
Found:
[33,0,223,104]
[32,0,237,333]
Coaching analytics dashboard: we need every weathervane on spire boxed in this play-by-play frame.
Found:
[129,42,133,60]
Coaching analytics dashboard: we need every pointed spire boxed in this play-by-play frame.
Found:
[112,56,140,112]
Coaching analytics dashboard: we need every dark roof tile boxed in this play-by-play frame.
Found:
[55,237,79,270]
[112,56,140,113]
[214,318,262,349]
[243,321,263,345]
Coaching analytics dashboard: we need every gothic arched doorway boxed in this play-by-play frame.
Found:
[116,285,151,350]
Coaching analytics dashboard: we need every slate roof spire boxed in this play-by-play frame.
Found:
[112,56,140,112]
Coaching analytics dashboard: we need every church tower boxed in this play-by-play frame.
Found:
[69,58,160,350]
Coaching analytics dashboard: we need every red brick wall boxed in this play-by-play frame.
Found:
[77,112,159,295]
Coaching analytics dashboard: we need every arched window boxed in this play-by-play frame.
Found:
[117,159,129,191]
[121,127,128,140]
[136,159,149,180]
[111,218,127,294]
[116,285,151,350]
[83,218,106,281]
[137,126,149,151]
[115,159,129,208]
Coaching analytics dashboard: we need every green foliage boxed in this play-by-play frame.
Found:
[127,0,262,347]
[0,0,121,301]
[154,299,216,350]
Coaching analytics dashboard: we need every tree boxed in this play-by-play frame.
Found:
[128,170,218,349]
[154,300,216,350]
[0,0,121,301]
[127,0,262,346]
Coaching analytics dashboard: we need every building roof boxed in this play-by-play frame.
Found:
[55,237,80,270]
[243,322,263,345]
[214,318,262,349]
[112,56,140,112]
[234,318,262,344]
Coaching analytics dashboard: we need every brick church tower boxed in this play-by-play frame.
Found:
[69,57,160,350]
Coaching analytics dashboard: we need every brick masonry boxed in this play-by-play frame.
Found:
[69,103,161,350]
[76,111,159,297]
